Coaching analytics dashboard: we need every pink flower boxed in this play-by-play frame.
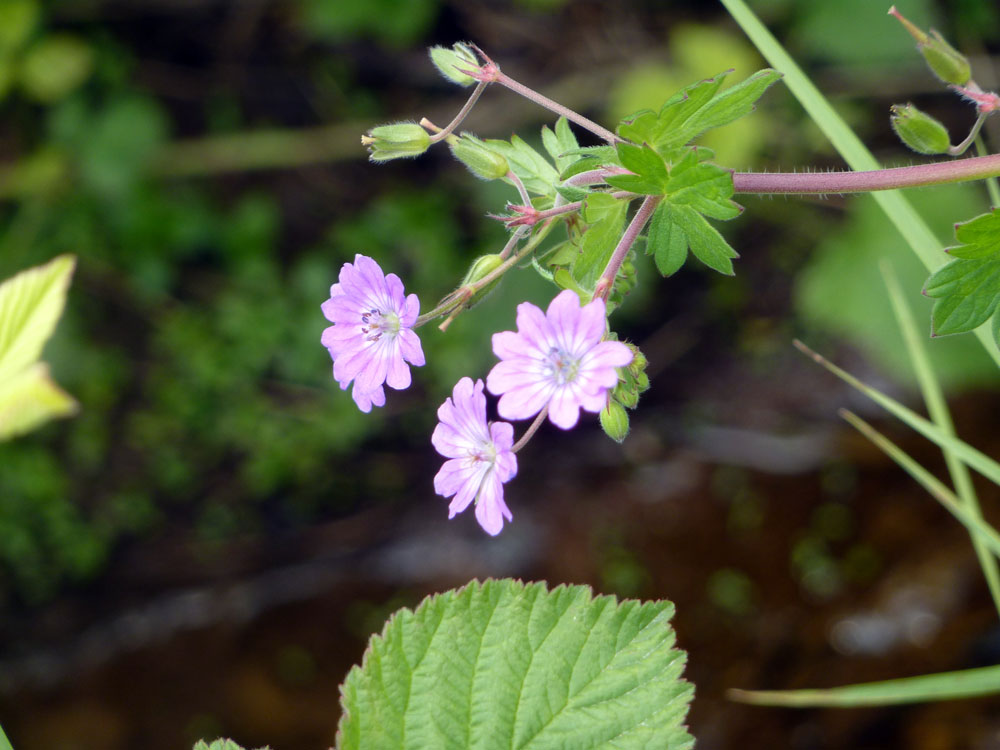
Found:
[487,289,633,429]
[432,377,517,536]
[321,254,425,412]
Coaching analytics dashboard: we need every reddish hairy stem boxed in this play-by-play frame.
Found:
[593,195,661,302]
[732,154,1000,194]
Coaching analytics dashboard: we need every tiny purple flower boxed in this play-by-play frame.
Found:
[487,289,633,429]
[432,377,517,536]
[321,254,425,412]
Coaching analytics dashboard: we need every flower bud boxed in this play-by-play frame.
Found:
[460,253,505,308]
[614,384,639,409]
[890,103,951,155]
[600,400,630,443]
[449,133,509,181]
[361,122,430,162]
[429,42,479,87]
[889,6,971,86]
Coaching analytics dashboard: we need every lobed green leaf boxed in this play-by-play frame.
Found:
[572,194,628,291]
[484,134,559,197]
[647,201,688,276]
[671,204,739,275]
[923,257,1000,336]
[337,579,693,750]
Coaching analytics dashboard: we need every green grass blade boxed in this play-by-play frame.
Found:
[721,0,1000,369]
[794,340,1000,486]
[729,663,1000,707]
[0,721,13,750]
[881,261,1000,614]
[840,409,1000,559]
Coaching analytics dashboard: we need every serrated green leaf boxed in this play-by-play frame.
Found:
[617,69,781,155]
[923,257,1000,335]
[336,579,693,750]
[681,68,782,140]
[485,134,559,197]
[573,194,628,291]
[541,116,580,173]
[671,203,739,275]
[0,254,75,382]
[0,362,77,440]
[554,183,588,202]
[648,201,688,276]
[665,149,741,220]
[948,208,1000,260]
[619,73,727,148]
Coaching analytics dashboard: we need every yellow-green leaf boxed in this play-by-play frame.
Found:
[0,254,75,382]
[0,362,77,440]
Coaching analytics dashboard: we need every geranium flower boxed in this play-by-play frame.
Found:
[432,377,517,536]
[321,254,424,412]
[487,289,633,429]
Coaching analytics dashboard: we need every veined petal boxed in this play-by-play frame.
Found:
[475,473,512,536]
[321,254,424,412]
[548,385,582,429]
[497,380,554,421]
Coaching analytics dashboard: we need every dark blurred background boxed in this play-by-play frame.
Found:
[2,0,1000,748]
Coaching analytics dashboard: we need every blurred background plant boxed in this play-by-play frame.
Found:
[1,1,999,749]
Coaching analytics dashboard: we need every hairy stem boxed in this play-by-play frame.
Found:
[974,135,1000,207]
[428,81,488,143]
[733,153,1000,194]
[494,71,622,145]
[512,407,549,453]
[593,195,660,301]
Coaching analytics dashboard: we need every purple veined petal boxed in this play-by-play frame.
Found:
[398,328,425,366]
[475,473,512,536]
[583,340,634,370]
[489,421,516,453]
[547,385,582,429]
[402,293,420,327]
[351,383,385,413]
[384,272,406,309]
[492,330,530,361]
[546,289,585,352]
[514,300,553,352]
[496,379,554,421]
[353,341,392,394]
[572,298,610,353]
[353,254,389,297]
[435,458,472,500]
[431,422,472,458]
[433,377,518,535]
[333,343,375,385]
[384,348,411,390]
[576,386,609,414]
[486,358,547,394]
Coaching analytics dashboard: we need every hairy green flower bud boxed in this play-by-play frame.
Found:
[429,42,479,87]
[614,384,639,409]
[449,133,509,181]
[890,103,951,155]
[889,7,970,86]
[361,123,431,162]
[600,400,629,443]
[459,253,505,308]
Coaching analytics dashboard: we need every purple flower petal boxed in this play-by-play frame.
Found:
[487,290,633,429]
[321,254,424,412]
[433,377,518,535]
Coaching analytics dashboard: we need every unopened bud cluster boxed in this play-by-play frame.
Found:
[600,342,650,443]
[362,123,430,162]
[889,104,951,155]
[887,6,993,157]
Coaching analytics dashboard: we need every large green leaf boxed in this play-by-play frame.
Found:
[337,579,693,750]
[0,254,75,382]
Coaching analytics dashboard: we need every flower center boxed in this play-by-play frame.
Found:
[360,308,401,342]
[544,346,580,385]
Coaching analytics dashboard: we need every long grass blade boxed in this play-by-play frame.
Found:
[721,0,1000,368]
[729,663,1000,707]
[840,410,1000,558]
[881,261,1000,614]
[0,721,13,750]
[794,340,1000,486]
